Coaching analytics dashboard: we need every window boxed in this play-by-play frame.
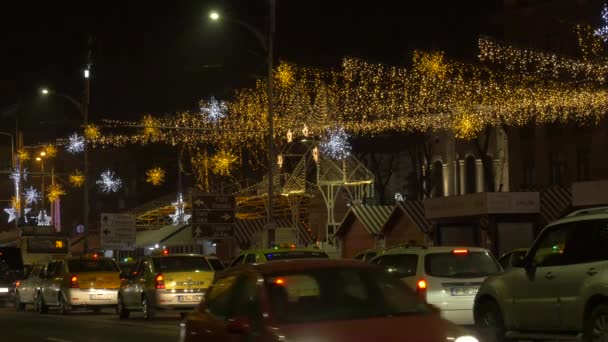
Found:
[364,252,378,262]
[465,156,477,194]
[425,252,500,278]
[372,254,419,278]
[577,148,591,181]
[230,255,245,267]
[530,224,574,267]
[431,161,443,198]
[264,251,328,261]
[498,253,512,270]
[563,219,608,264]
[549,152,564,185]
[68,259,119,273]
[206,275,238,319]
[207,258,225,271]
[152,256,211,273]
[244,254,257,264]
[52,262,63,277]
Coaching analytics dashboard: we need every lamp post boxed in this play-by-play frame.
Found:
[40,66,90,250]
[209,0,277,246]
[36,153,45,212]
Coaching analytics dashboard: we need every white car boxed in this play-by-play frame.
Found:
[370,246,501,325]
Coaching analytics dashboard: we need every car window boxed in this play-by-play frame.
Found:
[232,276,263,330]
[373,254,419,278]
[530,224,574,267]
[68,259,119,273]
[152,256,211,273]
[364,252,378,262]
[425,251,500,278]
[244,254,257,264]
[231,255,244,267]
[563,219,608,264]
[498,253,511,270]
[205,275,239,319]
[263,250,329,261]
[264,267,429,323]
[45,262,57,277]
[207,258,225,271]
[52,261,63,277]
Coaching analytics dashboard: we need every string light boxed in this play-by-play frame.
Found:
[46,184,65,202]
[66,133,85,154]
[96,170,122,193]
[24,186,40,205]
[320,127,351,159]
[69,170,85,188]
[169,193,191,225]
[145,167,165,186]
[142,115,161,141]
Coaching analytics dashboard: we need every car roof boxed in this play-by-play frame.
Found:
[231,259,373,276]
[149,253,205,258]
[378,246,490,256]
[547,206,608,227]
[241,247,325,254]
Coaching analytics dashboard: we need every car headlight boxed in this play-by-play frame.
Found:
[454,336,479,342]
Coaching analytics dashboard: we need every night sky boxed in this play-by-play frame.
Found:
[0,0,500,141]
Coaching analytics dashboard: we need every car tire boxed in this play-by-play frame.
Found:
[117,295,130,319]
[14,292,25,312]
[35,292,48,314]
[57,293,69,315]
[475,299,507,342]
[142,296,155,321]
[585,303,608,342]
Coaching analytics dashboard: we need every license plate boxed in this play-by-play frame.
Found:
[178,295,202,303]
[90,294,110,300]
[450,287,478,296]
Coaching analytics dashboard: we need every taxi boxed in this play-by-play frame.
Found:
[117,250,215,320]
[35,254,121,314]
[229,244,329,267]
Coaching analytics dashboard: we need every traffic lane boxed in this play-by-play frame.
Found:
[0,307,180,341]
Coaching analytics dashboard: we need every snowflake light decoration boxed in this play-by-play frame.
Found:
[96,170,122,193]
[66,133,85,154]
[320,127,351,160]
[199,97,227,122]
[146,167,165,186]
[24,186,40,205]
[9,168,27,182]
[595,4,608,41]
[69,170,85,188]
[37,210,51,226]
[169,193,191,225]
[46,184,66,202]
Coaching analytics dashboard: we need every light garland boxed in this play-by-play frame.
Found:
[46,183,65,202]
[66,133,85,154]
[69,170,85,188]
[145,167,165,186]
[96,170,122,193]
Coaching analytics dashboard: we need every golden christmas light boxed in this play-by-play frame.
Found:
[69,170,85,188]
[85,124,101,140]
[145,167,165,186]
[210,149,238,176]
[46,184,66,202]
[17,149,29,161]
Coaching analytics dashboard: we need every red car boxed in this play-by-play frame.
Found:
[180,259,478,342]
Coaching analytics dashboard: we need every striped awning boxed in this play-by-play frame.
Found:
[338,205,393,235]
[235,216,313,247]
[396,200,431,233]
[540,185,572,224]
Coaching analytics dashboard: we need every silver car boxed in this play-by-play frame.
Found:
[370,246,501,325]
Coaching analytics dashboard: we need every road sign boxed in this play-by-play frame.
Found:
[100,213,136,250]
[191,194,235,239]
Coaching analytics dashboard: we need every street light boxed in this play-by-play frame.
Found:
[209,1,277,247]
[40,88,49,95]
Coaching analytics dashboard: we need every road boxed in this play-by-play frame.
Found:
[0,304,180,342]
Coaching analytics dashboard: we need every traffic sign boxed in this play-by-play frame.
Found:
[191,194,235,239]
[100,213,136,250]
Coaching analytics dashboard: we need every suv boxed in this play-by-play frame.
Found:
[474,207,608,341]
[370,246,501,325]
[230,245,329,267]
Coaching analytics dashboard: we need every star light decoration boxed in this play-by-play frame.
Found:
[37,210,51,226]
[66,133,85,154]
[169,193,191,225]
[200,97,227,122]
[69,170,85,188]
[96,170,122,193]
[4,207,31,223]
[145,167,165,186]
[24,186,40,205]
[320,127,351,160]
[595,4,608,41]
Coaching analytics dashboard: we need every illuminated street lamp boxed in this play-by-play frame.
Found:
[40,88,49,95]
[209,11,220,21]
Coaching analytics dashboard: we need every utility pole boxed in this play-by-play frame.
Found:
[83,38,92,253]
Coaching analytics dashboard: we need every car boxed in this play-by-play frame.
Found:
[117,252,215,320]
[497,248,527,270]
[230,244,329,267]
[35,254,121,314]
[0,246,26,305]
[118,258,137,276]
[353,248,382,262]
[369,245,501,326]
[205,255,225,272]
[180,259,479,342]
[14,264,46,311]
[474,207,608,341]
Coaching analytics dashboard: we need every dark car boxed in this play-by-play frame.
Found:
[181,259,478,342]
[0,247,25,304]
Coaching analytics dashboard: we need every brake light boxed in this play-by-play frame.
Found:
[15,281,21,288]
[290,244,295,249]
[416,279,427,301]
[70,275,79,288]
[163,249,169,256]
[155,274,165,289]
[274,278,286,285]
[452,249,469,255]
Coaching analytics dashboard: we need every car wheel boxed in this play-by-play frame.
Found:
[117,295,130,319]
[142,296,155,320]
[475,300,507,342]
[57,293,69,315]
[35,292,48,314]
[14,292,25,312]
[585,304,608,342]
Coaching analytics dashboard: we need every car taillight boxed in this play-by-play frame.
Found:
[70,275,79,288]
[15,281,21,288]
[155,274,165,289]
[416,279,427,301]
[452,249,469,255]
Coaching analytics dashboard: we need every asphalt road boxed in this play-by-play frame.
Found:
[0,303,181,342]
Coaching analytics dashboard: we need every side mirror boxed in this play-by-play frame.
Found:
[226,316,251,335]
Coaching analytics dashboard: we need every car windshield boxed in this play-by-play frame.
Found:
[207,258,224,271]
[265,267,431,323]
[68,259,119,273]
[373,254,418,278]
[264,250,329,261]
[424,251,500,278]
[153,256,211,273]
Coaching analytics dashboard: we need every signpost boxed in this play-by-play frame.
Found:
[191,194,235,240]
[100,213,136,250]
